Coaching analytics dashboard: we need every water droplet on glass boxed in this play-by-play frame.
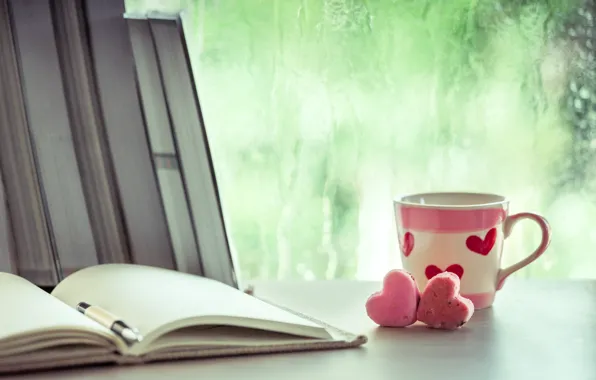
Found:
[579,49,588,60]
[580,87,591,99]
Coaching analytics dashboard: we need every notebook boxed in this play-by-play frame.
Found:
[0,264,367,374]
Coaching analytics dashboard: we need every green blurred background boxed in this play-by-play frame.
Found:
[126,0,596,281]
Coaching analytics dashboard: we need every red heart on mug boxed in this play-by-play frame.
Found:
[365,269,420,327]
[402,232,414,257]
[417,272,474,330]
[425,264,464,280]
[466,228,497,256]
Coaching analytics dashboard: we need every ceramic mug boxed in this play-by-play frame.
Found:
[394,192,551,309]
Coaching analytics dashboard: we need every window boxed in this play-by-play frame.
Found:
[2,0,594,285]
[126,0,596,281]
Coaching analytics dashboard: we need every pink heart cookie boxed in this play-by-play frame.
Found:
[416,272,474,330]
[365,269,420,327]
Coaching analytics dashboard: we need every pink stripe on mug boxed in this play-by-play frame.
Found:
[398,207,507,233]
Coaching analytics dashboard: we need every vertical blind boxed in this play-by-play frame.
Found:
[0,0,58,284]
[0,0,237,288]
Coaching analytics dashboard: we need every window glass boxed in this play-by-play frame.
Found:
[126,0,595,280]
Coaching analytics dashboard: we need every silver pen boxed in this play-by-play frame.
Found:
[76,302,143,345]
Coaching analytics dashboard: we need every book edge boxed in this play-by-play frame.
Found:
[134,334,367,365]
[0,352,120,375]
[135,295,367,364]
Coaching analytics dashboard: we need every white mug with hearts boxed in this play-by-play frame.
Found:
[394,192,551,309]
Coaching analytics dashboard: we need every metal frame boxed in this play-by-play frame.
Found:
[126,12,238,287]
[0,0,237,287]
[51,0,131,266]
[9,0,99,276]
[127,16,202,275]
[0,0,58,285]
[85,0,176,269]
[0,165,16,275]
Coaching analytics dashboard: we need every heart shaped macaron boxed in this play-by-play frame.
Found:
[416,272,474,330]
[365,269,420,327]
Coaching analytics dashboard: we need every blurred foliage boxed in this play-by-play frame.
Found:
[127,0,596,281]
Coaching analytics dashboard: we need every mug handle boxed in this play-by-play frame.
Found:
[496,212,551,290]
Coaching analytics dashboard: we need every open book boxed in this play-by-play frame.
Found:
[0,264,366,374]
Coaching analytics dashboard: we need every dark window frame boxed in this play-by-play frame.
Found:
[0,0,237,288]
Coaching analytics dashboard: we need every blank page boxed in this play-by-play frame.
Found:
[0,273,112,341]
[51,264,328,340]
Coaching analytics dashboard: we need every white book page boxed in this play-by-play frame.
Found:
[148,325,322,352]
[51,264,330,345]
[0,273,115,345]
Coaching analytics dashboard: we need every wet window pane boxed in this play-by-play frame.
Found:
[126,0,596,280]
